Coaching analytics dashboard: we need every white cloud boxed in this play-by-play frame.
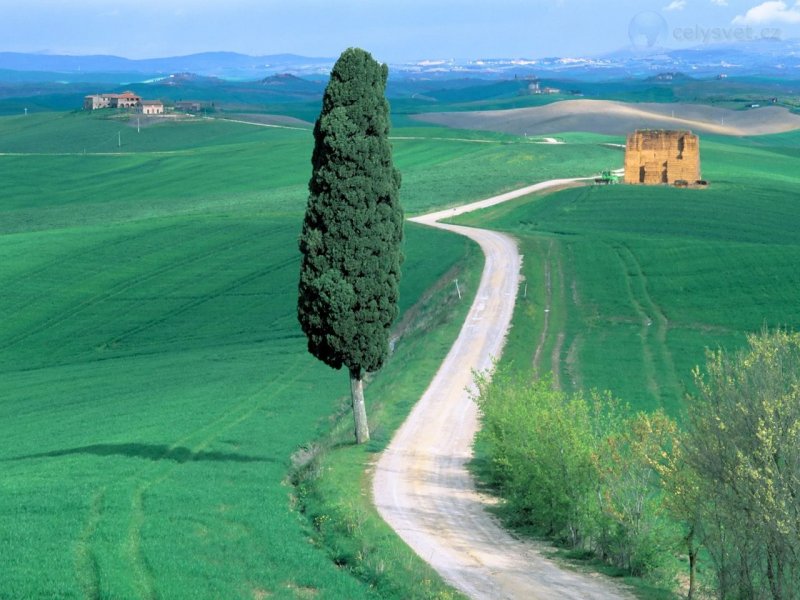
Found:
[664,0,687,9]
[711,0,728,6]
[733,1,800,24]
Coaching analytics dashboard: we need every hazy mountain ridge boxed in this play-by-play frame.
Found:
[1,39,799,82]
[0,52,333,80]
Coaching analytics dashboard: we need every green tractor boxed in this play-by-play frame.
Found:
[594,169,620,185]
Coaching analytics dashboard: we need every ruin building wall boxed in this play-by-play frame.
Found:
[624,130,701,185]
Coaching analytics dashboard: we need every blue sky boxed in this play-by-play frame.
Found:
[2,0,799,60]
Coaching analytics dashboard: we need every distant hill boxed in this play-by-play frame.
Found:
[0,44,797,120]
[260,73,323,93]
[0,52,335,80]
[597,38,800,79]
[646,72,693,83]
[415,99,800,136]
[1,39,799,83]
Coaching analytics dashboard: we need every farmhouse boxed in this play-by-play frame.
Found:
[175,101,203,113]
[138,100,164,115]
[84,92,142,110]
[114,92,141,109]
[527,81,561,95]
[83,95,110,110]
[624,129,701,185]
[83,92,164,114]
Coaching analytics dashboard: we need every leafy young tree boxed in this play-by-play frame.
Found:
[682,330,800,599]
[475,368,680,580]
[595,410,676,577]
[297,48,403,444]
[651,437,705,599]
[474,372,598,545]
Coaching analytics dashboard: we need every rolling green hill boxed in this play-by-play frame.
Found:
[453,130,800,416]
[1,71,797,122]
[0,110,622,598]
[0,114,463,599]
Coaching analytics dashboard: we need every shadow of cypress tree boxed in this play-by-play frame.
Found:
[9,443,273,464]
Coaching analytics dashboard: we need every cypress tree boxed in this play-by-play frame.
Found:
[297,48,403,444]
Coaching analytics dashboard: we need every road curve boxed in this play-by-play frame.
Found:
[372,178,633,599]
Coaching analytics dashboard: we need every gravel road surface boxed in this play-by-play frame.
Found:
[372,179,634,599]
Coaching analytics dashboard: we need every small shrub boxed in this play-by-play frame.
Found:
[475,367,679,582]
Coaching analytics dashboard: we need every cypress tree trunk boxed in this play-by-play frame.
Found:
[350,371,370,444]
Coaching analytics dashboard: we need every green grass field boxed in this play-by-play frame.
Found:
[1,218,468,600]
[0,112,621,230]
[0,113,436,599]
[454,131,800,416]
[0,110,622,598]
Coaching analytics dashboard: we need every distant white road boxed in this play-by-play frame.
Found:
[372,178,633,599]
[207,116,310,131]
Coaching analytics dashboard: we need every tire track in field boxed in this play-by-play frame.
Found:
[0,150,202,157]
[565,333,583,391]
[390,136,500,144]
[0,224,292,352]
[613,243,661,403]
[0,222,183,290]
[210,116,311,132]
[532,241,581,391]
[55,221,297,595]
[550,252,567,390]
[125,364,306,600]
[105,255,297,349]
[613,244,680,408]
[532,242,553,376]
[75,357,306,599]
[531,241,566,389]
[565,247,584,391]
[0,223,242,349]
[617,245,682,405]
[75,489,104,600]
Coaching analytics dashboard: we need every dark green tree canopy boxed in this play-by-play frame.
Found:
[298,48,403,380]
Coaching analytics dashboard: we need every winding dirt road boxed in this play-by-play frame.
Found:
[373,179,633,599]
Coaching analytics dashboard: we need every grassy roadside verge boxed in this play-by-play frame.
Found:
[454,188,681,599]
[452,128,800,595]
[288,225,483,599]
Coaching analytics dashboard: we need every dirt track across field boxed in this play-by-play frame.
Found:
[373,180,634,599]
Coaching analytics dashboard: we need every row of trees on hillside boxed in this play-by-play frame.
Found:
[476,330,800,599]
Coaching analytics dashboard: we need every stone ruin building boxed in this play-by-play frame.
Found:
[624,129,701,185]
